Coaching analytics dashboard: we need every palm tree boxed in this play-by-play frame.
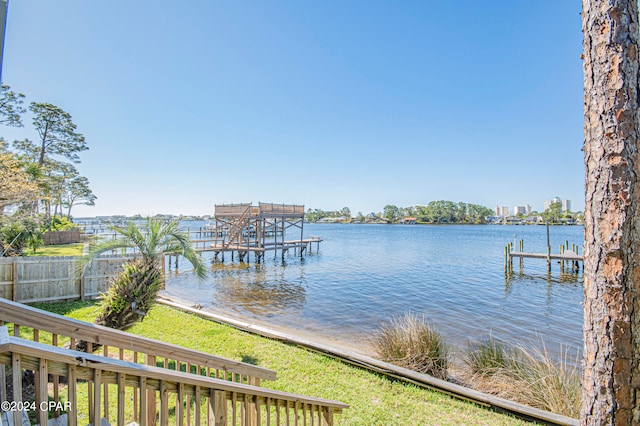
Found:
[83,218,207,330]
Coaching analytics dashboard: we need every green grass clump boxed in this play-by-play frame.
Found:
[464,336,523,376]
[32,301,526,425]
[370,312,449,380]
[462,338,581,418]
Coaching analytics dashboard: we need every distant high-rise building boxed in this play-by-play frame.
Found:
[544,197,571,212]
[514,204,532,216]
[495,206,510,217]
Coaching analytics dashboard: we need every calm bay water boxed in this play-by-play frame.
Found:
[163,223,584,359]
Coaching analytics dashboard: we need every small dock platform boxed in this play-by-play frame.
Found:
[504,232,583,273]
[508,251,583,262]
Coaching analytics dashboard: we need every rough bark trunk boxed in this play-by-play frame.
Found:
[581,0,640,424]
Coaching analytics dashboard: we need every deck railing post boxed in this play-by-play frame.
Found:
[146,354,157,426]
[210,389,227,426]
[140,377,148,426]
[118,373,126,426]
[92,369,102,426]
[11,352,22,426]
[0,365,4,407]
[68,364,78,426]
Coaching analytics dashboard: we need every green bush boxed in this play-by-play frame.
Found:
[45,215,79,231]
[0,217,43,256]
[371,312,449,379]
[462,338,581,418]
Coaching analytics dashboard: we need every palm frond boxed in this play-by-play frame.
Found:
[82,217,207,330]
[82,217,207,279]
[76,236,134,278]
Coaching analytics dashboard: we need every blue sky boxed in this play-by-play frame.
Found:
[2,1,584,217]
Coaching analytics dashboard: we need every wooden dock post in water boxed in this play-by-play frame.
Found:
[519,239,523,270]
[546,223,551,271]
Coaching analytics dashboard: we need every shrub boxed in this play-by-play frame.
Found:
[511,344,581,418]
[0,217,43,256]
[45,215,79,231]
[464,336,523,377]
[371,312,448,379]
[462,338,581,418]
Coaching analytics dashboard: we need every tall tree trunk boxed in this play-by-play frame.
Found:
[38,122,49,166]
[582,1,640,424]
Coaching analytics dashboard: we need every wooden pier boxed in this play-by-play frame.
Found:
[504,225,583,273]
[505,240,583,273]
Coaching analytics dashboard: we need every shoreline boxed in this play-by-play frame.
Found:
[155,295,579,426]
[157,292,374,356]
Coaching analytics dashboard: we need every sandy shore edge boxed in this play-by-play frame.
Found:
[155,295,579,426]
[156,294,372,355]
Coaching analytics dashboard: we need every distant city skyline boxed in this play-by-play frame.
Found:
[494,197,574,218]
[2,2,584,217]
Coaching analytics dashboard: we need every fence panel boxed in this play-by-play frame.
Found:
[0,255,127,303]
[16,256,79,303]
[0,259,12,300]
[42,230,81,245]
[82,255,130,299]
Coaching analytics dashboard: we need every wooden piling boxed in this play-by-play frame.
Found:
[504,245,508,272]
[519,240,523,270]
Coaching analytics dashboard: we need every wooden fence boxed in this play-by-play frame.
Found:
[43,229,81,245]
[0,255,128,303]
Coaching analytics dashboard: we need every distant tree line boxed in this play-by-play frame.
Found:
[540,201,583,224]
[305,207,351,222]
[0,84,95,255]
[306,201,493,224]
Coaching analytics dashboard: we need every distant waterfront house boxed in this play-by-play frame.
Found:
[505,216,523,225]
[486,215,503,224]
[402,217,417,224]
[525,215,543,224]
[317,216,349,223]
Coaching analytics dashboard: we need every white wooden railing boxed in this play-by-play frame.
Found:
[0,298,276,386]
[0,326,347,425]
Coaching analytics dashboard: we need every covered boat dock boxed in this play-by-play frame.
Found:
[207,202,321,262]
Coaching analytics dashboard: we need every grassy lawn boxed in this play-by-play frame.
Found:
[29,243,85,257]
[34,301,527,425]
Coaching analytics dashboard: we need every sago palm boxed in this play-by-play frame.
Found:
[83,218,207,330]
